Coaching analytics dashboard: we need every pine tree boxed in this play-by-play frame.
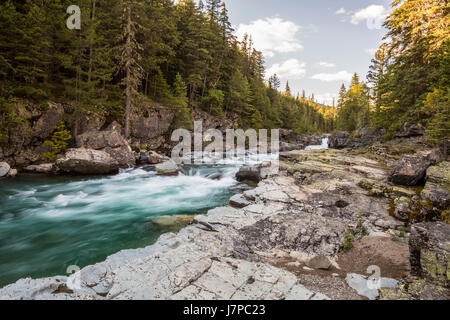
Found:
[172,73,192,129]
[118,0,145,138]
[285,81,291,96]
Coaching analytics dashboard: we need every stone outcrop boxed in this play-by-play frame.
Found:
[56,148,120,175]
[388,155,430,186]
[421,161,450,218]
[0,147,445,300]
[32,103,64,139]
[409,222,449,286]
[76,130,135,168]
[329,129,382,150]
[396,124,425,138]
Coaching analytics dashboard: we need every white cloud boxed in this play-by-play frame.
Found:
[318,62,336,68]
[365,48,377,55]
[311,71,353,82]
[351,5,389,30]
[266,59,306,80]
[335,8,346,15]
[235,17,303,59]
[315,93,337,105]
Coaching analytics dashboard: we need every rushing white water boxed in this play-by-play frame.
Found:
[305,137,329,150]
[0,152,279,287]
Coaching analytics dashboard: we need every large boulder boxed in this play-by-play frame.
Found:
[328,131,355,149]
[409,222,449,286]
[236,162,273,183]
[0,162,11,177]
[57,148,120,175]
[388,155,430,186]
[76,130,135,168]
[421,161,450,214]
[396,124,425,138]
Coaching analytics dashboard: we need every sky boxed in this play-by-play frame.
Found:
[222,0,393,105]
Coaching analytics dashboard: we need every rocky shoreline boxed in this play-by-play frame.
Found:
[1,138,448,300]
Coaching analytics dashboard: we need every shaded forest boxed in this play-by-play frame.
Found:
[0,0,335,145]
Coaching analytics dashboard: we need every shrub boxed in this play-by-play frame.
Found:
[43,121,72,162]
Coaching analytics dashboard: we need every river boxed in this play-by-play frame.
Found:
[0,153,277,287]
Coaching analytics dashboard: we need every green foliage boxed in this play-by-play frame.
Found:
[172,73,192,130]
[0,0,334,134]
[336,73,370,132]
[43,121,72,162]
[343,230,355,251]
[202,89,224,117]
[368,0,448,141]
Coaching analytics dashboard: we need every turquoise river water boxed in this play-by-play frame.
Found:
[0,161,251,287]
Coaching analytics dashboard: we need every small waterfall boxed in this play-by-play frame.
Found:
[305,137,329,150]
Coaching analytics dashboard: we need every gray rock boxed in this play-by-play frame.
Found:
[148,151,169,165]
[0,162,11,177]
[76,130,135,168]
[57,148,120,175]
[229,194,252,208]
[409,222,450,285]
[396,124,425,138]
[25,163,54,174]
[306,255,332,270]
[7,168,18,177]
[236,166,262,183]
[32,103,64,139]
[388,155,430,186]
[206,172,223,180]
[156,160,180,176]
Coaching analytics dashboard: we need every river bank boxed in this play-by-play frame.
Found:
[1,138,448,300]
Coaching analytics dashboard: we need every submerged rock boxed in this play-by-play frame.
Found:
[388,155,430,186]
[57,148,119,175]
[156,160,180,176]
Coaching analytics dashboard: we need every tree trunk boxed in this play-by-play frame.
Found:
[87,0,96,84]
[444,138,448,161]
[125,5,132,139]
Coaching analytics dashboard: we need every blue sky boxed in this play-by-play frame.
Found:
[223,0,393,105]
